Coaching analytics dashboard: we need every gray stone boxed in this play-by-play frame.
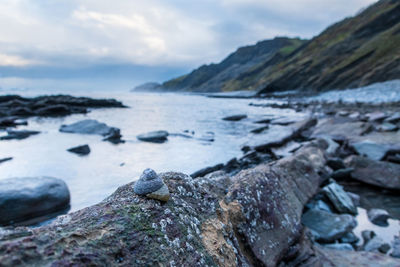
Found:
[364,236,390,254]
[0,177,70,226]
[367,208,390,226]
[324,243,354,251]
[322,182,357,215]
[376,123,398,132]
[367,112,388,122]
[0,130,40,140]
[306,199,333,213]
[351,141,391,161]
[60,119,121,142]
[391,236,400,258]
[67,144,90,155]
[137,130,169,143]
[222,114,247,121]
[345,155,400,190]
[133,169,164,195]
[302,209,357,243]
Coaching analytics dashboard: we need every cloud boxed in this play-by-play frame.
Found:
[0,0,379,72]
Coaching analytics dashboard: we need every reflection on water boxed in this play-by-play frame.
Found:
[0,91,300,212]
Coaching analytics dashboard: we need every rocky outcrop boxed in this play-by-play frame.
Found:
[0,177,70,226]
[0,141,327,266]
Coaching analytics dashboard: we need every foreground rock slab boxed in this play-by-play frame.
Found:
[60,119,122,143]
[0,177,70,226]
[0,142,327,266]
[345,155,400,190]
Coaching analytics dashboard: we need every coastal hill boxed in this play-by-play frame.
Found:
[140,0,400,93]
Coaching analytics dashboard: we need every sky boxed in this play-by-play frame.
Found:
[0,0,378,87]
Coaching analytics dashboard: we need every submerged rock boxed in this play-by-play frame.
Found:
[302,209,357,242]
[60,119,122,143]
[0,177,70,226]
[67,144,91,156]
[222,114,247,121]
[0,130,40,140]
[345,155,400,190]
[367,208,390,226]
[133,169,169,202]
[322,182,357,215]
[136,130,169,143]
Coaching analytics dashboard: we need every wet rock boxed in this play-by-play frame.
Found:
[376,122,398,132]
[250,125,269,134]
[222,114,247,121]
[0,130,40,140]
[271,141,302,158]
[364,236,390,254]
[340,232,359,244]
[384,112,400,124]
[190,164,224,178]
[136,130,168,143]
[319,136,340,155]
[347,192,360,206]
[305,199,333,213]
[367,111,388,122]
[345,155,400,190]
[35,104,79,116]
[270,117,301,125]
[331,168,353,180]
[311,118,365,141]
[327,157,346,171]
[67,144,91,156]
[0,117,27,128]
[324,243,354,251]
[0,177,70,226]
[386,154,400,164]
[302,209,357,243]
[0,157,12,164]
[391,236,400,258]
[367,208,390,226]
[253,118,272,124]
[351,141,391,161]
[60,119,122,143]
[322,182,357,215]
[361,230,376,245]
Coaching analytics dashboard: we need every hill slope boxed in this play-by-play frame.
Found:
[159,0,400,93]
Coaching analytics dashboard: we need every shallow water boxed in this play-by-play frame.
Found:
[0,91,302,212]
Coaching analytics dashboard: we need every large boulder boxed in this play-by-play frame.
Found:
[0,177,70,226]
[345,155,400,190]
[0,142,327,266]
[60,119,122,143]
[302,209,357,243]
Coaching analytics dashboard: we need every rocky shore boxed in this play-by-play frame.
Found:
[0,97,399,265]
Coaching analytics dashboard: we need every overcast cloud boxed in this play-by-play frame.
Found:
[0,0,377,71]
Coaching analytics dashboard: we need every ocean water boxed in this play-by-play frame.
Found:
[0,89,299,211]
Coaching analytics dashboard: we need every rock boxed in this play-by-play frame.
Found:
[345,155,400,190]
[347,192,360,206]
[0,157,12,164]
[331,168,353,180]
[67,144,91,156]
[338,111,350,117]
[245,117,317,151]
[351,141,391,161]
[0,117,27,128]
[364,236,390,254]
[305,199,333,213]
[0,177,70,226]
[250,125,269,134]
[270,117,301,125]
[322,182,357,215]
[318,136,340,155]
[391,236,400,258]
[253,118,272,124]
[190,164,224,178]
[133,168,164,195]
[60,119,122,142]
[324,243,354,251]
[340,232,359,244]
[349,112,360,119]
[302,209,357,243]
[386,154,400,164]
[384,112,400,123]
[136,130,169,143]
[367,111,388,122]
[316,247,400,266]
[376,122,398,132]
[367,208,390,226]
[271,141,302,158]
[35,104,78,116]
[361,230,376,245]
[311,118,365,141]
[0,130,40,140]
[327,157,346,170]
[222,114,247,121]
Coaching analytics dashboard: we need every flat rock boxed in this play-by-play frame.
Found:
[311,118,365,141]
[367,208,390,226]
[345,155,400,190]
[222,114,247,121]
[0,177,70,226]
[322,182,357,215]
[351,141,391,161]
[367,111,388,122]
[376,122,398,132]
[67,144,91,155]
[137,130,169,143]
[323,243,354,251]
[250,125,269,134]
[60,119,121,142]
[384,112,400,123]
[302,209,357,242]
[0,130,40,140]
